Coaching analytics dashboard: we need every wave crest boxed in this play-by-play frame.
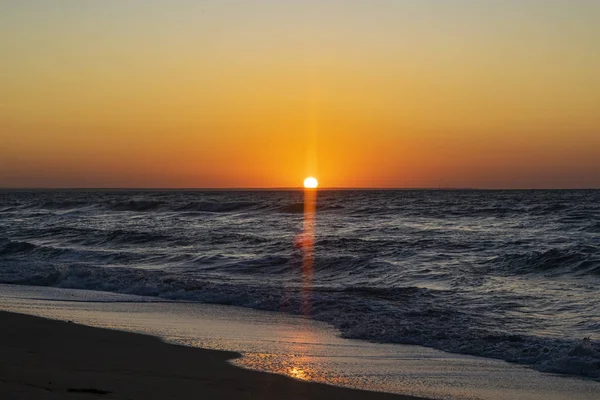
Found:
[175,201,259,213]
[495,245,600,276]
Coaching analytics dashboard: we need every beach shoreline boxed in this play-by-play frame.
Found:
[2,284,600,400]
[0,310,426,400]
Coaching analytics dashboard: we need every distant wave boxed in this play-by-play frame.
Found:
[109,200,165,212]
[17,200,92,211]
[75,229,173,247]
[278,203,305,213]
[278,203,344,213]
[175,201,260,213]
[39,200,91,210]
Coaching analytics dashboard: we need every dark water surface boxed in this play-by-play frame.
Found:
[1,189,599,379]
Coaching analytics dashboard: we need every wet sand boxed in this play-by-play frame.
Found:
[0,311,425,400]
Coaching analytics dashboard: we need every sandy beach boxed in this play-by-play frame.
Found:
[0,311,427,400]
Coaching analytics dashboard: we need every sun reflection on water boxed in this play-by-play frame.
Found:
[301,185,316,315]
[288,366,310,381]
[233,317,353,388]
[236,345,351,388]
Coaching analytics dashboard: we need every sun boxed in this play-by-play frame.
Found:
[304,177,318,189]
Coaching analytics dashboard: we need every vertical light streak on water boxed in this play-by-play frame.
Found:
[301,187,316,316]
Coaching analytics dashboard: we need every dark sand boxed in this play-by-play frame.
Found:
[0,311,428,399]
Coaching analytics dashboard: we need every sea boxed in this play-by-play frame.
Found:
[1,189,599,381]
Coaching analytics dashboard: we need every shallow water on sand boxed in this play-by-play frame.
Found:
[1,285,598,400]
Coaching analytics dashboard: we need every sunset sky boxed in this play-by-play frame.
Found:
[1,1,599,188]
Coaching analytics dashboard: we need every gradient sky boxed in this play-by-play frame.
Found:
[1,0,599,188]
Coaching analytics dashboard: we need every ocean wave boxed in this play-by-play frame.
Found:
[494,246,600,276]
[175,201,259,213]
[0,237,72,258]
[582,221,600,233]
[11,227,173,247]
[108,200,165,212]
[17,200,92,211]
[0,238,39,255]
[39,200,91,210]
[278,203,305,213]
[278,203,344,213]
[76,229,174,247]
[0,237,146,265]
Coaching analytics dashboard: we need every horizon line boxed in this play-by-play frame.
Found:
[1,187,599,191]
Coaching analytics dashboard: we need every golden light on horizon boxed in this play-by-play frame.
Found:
[304,177,318,189]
